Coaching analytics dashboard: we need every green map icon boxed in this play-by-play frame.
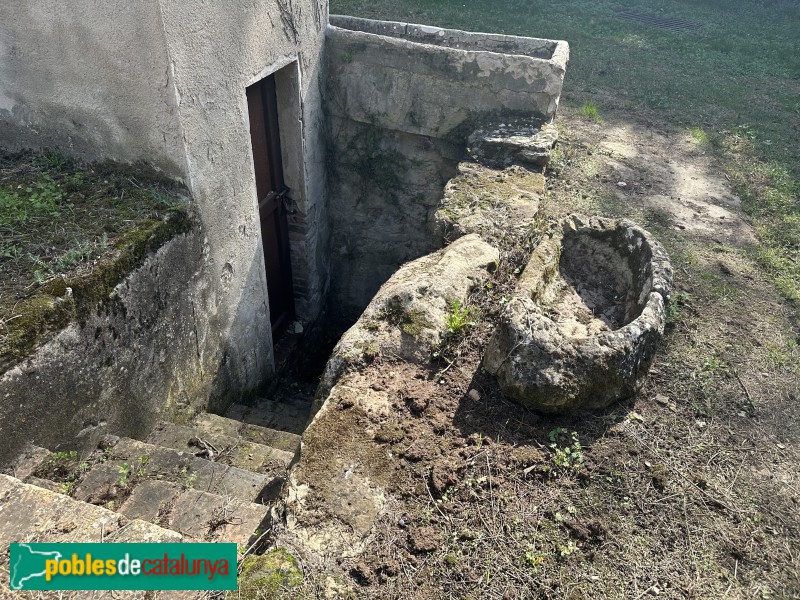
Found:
[9,543,63,590]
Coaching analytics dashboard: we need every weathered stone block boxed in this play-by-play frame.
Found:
[318,233,499,406]
[469,118,560,167]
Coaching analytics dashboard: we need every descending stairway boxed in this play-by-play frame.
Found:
[226,379,317,435]
[0,380,315,559]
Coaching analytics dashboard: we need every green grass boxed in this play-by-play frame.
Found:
[331,0,800,306]
[579,101,602,123]
[689,126,709,145]
[0,150,187,294]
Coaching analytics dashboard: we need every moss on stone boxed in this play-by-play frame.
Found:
[0,211,191,371]
[380,295,433,340]
[401,308,432,338]
[238,548,303,600]
[70,212,190,315]
[0,294,76,371]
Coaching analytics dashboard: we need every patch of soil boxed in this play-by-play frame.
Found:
[408,526,440,554]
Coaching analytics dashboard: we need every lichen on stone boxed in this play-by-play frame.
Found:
[238,548,303,599]
[381,295,433,340]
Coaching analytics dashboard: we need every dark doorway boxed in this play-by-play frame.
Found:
[246,74,295,341]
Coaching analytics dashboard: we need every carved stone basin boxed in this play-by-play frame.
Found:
[484,214,673,413]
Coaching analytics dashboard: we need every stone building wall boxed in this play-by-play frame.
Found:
[156,0,330,399]
[0,0,330,460]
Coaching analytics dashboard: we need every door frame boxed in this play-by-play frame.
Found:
[243,60,304,344]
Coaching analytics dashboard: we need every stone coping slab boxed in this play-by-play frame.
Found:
[326,16,569,136]
[330,15,565,61]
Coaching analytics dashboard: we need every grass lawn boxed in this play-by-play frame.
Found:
[319,1,800,598]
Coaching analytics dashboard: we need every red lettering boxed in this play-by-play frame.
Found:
[142,559,160,575]
[216,560,229,576]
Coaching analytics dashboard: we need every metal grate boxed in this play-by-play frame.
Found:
[616,10,703,32]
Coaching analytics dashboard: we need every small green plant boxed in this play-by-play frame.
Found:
[36,149,68,171]
[117,463,130,487]
[0,177,65,227]
[766,340,798,372]
[33,451,85,494]
[445,300,473,334]
[0,176,68,227]
[579,102,601,123]
[27,253,53,284]
[548,428,584,470]
[522,547,546,571]
[689,126,709,145]
[51,450,77,461]
[54,238,93,272]
[180,466,197,489]
[149,187,187,212]
[701,352,730,376]
[666,291,691,323]
[558,540,578,559]
[136,455,150,477]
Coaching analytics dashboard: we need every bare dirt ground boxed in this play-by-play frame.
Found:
[293,106,799,599]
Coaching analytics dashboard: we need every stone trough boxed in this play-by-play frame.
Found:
[484,214,673,413]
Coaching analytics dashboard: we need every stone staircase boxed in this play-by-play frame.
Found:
[0,383,314,591]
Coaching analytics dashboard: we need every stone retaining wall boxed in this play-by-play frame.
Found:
[324,16,568,319]
[0,229,210,465]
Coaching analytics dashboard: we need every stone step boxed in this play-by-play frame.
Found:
[146,421,294,473]
[225,379,316,435]
[67,437,274,507]
[194,413,301,455]
[226,400,310,435]
[0,474,202,599]
[25,476,64,494]
[1,444,51,480]
[226,398,308,422]
[117,480,270,547]
[0,474,180,578]
[0,474,182,544]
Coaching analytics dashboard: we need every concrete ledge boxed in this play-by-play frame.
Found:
[330,15,562,60]
[0,229,208,466]
[326,16,569,137]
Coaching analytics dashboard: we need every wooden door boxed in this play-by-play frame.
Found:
[246,75,295,340]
